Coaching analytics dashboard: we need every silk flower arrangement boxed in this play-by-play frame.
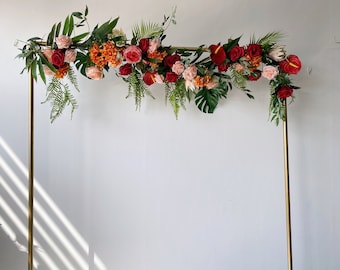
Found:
[17,7,302,124]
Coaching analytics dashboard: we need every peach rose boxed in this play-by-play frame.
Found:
[86,66,103,80]
[64,49,77,63]
[56,35,72,49]
[262,65,279,80]
[148,38,161,53]
[154,73,164,84]
[233,63,244,72]
[43,65,55,76]
[42,48,53,63]
[172,61,185,75]
[182,64,197,81]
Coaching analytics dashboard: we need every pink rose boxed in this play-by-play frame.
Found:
[123,45,142,64]
[43,65,55,76]
[183,64,197,81]
[64,49,77,63]
[55,35,72,49]
[86,66,103,80]
[171,61,185,75]
[42,48,53,63]
[262,65,279,80]
[148,38,161,53]
[154,73,164,84]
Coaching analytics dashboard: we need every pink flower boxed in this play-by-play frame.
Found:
[262,65,279,80]
[64,49,77,63]
[233,63,244,72]
[206,80,218,90]
[123,45,142,64]
[43,65,55,76]
[154,73,164,84]
[183,64,197,81]
[42,48,53,63]
[148,38,161,53]
[55,35,72,49]
[86,66,103,80]
[171,61,185,75]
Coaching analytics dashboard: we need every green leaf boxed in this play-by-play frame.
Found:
[68,15,74,36]
[47,24,56,46]
[62,16,70,35]
[72,32,89,43]
[85,5,88,16]
[55,22,62,37]
[37,59,46,84]
[72,12,82,19]
[195,88,220,113]
[31,58,38,81]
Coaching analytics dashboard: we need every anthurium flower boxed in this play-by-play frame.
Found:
[279,55,302,74]
[209,44,227,65]
[143,71,157,85]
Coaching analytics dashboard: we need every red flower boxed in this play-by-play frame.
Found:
[248,70,261,81]
[209,44,227,65]
[119,63,132,75]
[218,63,230,72]
[277,85,293,99]
[143,71,156,85]
[164,54,181,67]
[51,49,65,68]
[165,71,179,82]
[279,55,302,74]
[246,44,262,58]
[229,45,245,62]
[138,38,149,52]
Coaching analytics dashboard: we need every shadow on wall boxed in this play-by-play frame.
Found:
[0,136,106,270]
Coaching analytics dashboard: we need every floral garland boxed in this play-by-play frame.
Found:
[17,7,302,124]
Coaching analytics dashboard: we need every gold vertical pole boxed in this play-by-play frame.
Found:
[28,70,34,270]
[283,98,293,270]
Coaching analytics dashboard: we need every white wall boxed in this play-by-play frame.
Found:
[1,0,339,269]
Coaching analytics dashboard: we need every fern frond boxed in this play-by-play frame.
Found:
[67,65,80,92]
[126,69,147,110]
[231,69,247,90]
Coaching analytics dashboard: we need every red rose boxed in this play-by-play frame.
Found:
[51,49,65,68]
[138,38,149,52]
[218,63,230,72]
[123,45,142,64]
[209,44,227,65]
[119,63,132,75]
[277,85,293,99]
[279,55,302,74]
[165,71,179,83]
[229,45,245,62]
[246,44,262,58]
[248,70,261,81]
[164,54,181,67]
[143,71,156,85]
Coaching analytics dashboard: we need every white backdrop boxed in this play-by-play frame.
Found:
[1,0,339,269]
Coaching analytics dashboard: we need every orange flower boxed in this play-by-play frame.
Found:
[194,75,211,88]
[55,63,69,79]
[245,54,262,70]
[147,51,167,68]
[89,43,107,68]
[101,42,122,67]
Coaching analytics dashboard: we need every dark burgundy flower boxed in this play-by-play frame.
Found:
[165,71,179,82]
[246,44,263,58]
[209,44,227,65]
[248,70,261,81]
[119,63,132,75]
[277,85,293,99]
[164,54,181,67]
[138,38,149,52]
[229,45,245,62]
[51,49,65,68]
